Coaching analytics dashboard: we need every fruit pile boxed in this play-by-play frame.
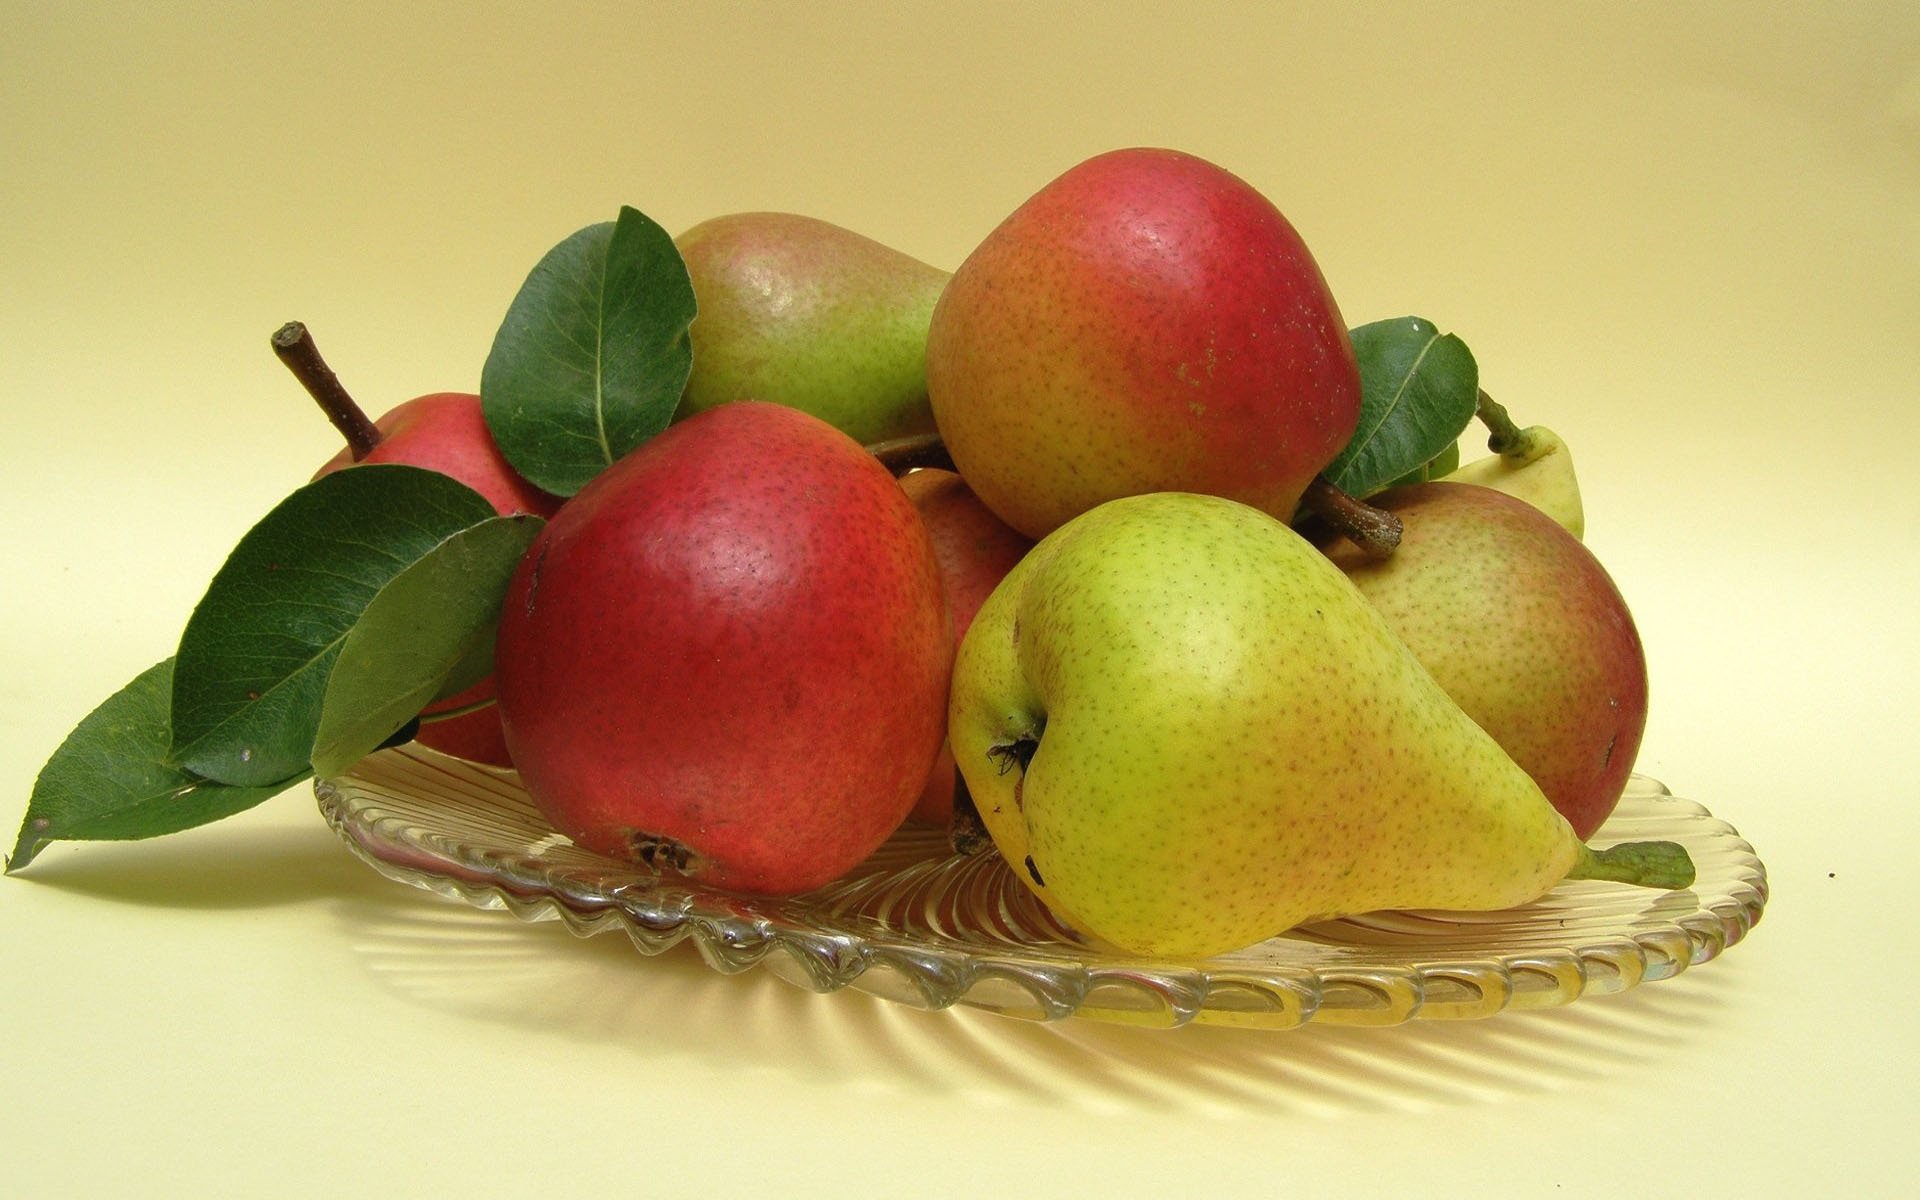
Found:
[10,147,1691,961]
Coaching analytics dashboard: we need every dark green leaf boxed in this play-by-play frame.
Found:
[170,465,498,786]
[8,660,306,872]
[481,205,697,496]
[309,513,543,777]
[1325,317,1479,498]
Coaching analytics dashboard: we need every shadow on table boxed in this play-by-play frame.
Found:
[331,882,1743,1118]
[16,822,393,911]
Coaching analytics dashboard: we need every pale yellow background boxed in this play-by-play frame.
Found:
[4,2,1917,1195]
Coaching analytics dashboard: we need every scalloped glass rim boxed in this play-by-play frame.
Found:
[316,745,1767,1030]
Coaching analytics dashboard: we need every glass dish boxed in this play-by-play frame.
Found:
[316,745,1767,1029]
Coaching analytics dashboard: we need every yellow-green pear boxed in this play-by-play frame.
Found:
[674,212,949,444]
[1445,425,1584,538]
[948,491,1689,959]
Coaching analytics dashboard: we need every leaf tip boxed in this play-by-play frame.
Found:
[6,819,50,874]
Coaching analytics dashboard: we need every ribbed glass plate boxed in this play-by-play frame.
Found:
[316,745,1767,1029]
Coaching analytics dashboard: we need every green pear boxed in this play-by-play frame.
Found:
[1323,482,1645,839]
[1445,425,1584,538]
[948,491,1689,959]
[674,212,950,445]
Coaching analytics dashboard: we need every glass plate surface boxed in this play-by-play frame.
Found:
[316,745,1767,1029]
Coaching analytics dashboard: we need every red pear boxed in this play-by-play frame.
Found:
[926,147,1362,538]
[896,469,1033,825]
[493,401,951,894]
[1325,482,1648,839]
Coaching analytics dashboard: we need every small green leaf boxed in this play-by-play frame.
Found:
[8,660,306,872]
[1325,317,1479,498]
[481,205,697,496]
[309,513,543,777]
[170,465,498,786]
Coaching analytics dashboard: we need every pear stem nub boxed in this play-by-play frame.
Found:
[273,321,383,461]
[1568,840,1697,890]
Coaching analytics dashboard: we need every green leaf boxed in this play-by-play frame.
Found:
[170,465,499,786]
[8,660,306,872]
[309,513,544,777]
[481,205,697,496]
[431,631,499,704]
[1324,317,1479,498]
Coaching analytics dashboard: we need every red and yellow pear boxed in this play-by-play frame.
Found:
[926,147,1362,538]
[1325,482,1646,838]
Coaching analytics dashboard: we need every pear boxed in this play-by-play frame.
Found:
[948,491,1689,959]
[1323,482,1646,839]
[493,402,951,895]
[1445,425,1584,538]
[674,212,950,445]
[926,147,1362,539]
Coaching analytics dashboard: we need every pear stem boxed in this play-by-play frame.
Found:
[1475,389,1542,460]
[865,431,955,477]
[946,773,995,857]
[272,321,383,461]
[1299,477,1403,559]
[1567,840,1697,890]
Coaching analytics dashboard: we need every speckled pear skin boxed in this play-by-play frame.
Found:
[1325,482,1646,840]
[948,492,1581,959]
[493,402,952,895]
[925,147,1362,539]
[674,212,950,445]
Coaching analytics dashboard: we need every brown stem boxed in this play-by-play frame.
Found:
[1300,476,1402,559]
[272,321,382,460]
[1474,389,1539,459]
[946,773,996,857]
[865,432,955,477]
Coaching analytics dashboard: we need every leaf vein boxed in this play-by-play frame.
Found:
[1342,333,1440,470]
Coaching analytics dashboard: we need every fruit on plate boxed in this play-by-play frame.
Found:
[492,400,951,894]
[280,323,561,765]
[925,146,1363,538]
[1323,481,1645,839]
[897,468,1034,825]
[675,212,950,444]
[1446,424,1584,537]
[947,490,1690,958]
